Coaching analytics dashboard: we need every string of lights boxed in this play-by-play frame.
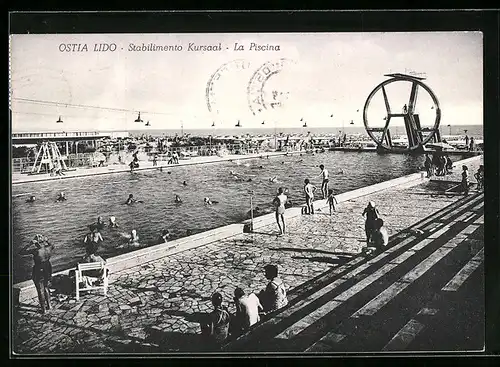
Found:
[11,97,173,116]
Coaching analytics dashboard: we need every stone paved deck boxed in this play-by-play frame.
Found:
[13,159,485,354]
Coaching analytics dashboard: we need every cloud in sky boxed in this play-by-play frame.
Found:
[10,32,482,132]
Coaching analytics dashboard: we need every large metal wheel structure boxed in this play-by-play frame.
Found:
[363,73,442,151]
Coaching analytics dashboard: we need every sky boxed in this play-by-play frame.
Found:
[10,32,483,132]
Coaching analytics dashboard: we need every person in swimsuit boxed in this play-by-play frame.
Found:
[95,216,106,230]
[461,165,470,195]
[303,179,316,214]
[362,201,380,246]
[84,225,104,253]
[19,234,54,314]
[172,151,179,164]
[204,197,219,205]
[424,154,432,178]
[125,194,142,205]
[232,287,263,336]
[325,188,338,215]
[26,195,36,203]
[364,218,389,256]
[54,161,65,176]
[273,187,287,236]
[474,165,484,191]
[203,292,231,349]
[160,229,170,243]
[318,164,329,199]
[258,264,288,315]
[56,192,67,202]
[129,229,140,245]
[108,216,119,228]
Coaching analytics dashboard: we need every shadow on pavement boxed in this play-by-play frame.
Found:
[291,255,352,265]
[276,247,357,258]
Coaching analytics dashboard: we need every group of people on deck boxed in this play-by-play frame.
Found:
[272,163,389,256]
[202,264,288,349]
[424,153,453,178]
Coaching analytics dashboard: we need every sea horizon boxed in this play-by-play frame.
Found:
[12,123,484,138]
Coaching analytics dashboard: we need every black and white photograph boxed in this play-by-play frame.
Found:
[10,12,488,355]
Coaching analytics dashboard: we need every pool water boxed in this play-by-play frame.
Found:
[12,151,461,283]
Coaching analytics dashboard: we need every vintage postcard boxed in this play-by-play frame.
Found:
[10,23,485,355]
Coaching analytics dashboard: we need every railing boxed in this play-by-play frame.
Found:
[11,144,308,173]
[11,153,101,173]
[12,131,106,139]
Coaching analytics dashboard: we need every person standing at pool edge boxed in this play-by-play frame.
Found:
[362,201,380,246]
[19,235,54,314]
[273,187,287,236]
[303,179,316,214]
[318,164,329,199]
[461,165,470,195]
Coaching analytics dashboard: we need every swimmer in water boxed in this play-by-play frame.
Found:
[269,176,277,183]
[26,195,36,203]
[167,171,172,174]
[125,194,143,205]
[175,194,182,203]
[129,229,139,245]
[108,216,118,228]
[247,178,253,182]
[204,197,219,205]
[183,181,187,186]
[84,225,104,251]
[160,229,170,243]
[56,192,67,202]
[95,216,106,230]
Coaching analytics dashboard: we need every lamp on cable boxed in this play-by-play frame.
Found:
[135,112,143,123]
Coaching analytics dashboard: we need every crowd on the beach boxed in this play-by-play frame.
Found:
[18,152,484,350]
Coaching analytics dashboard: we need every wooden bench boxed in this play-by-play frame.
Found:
[75,262,109,301]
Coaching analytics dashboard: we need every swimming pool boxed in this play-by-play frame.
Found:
[12,151,463,283]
